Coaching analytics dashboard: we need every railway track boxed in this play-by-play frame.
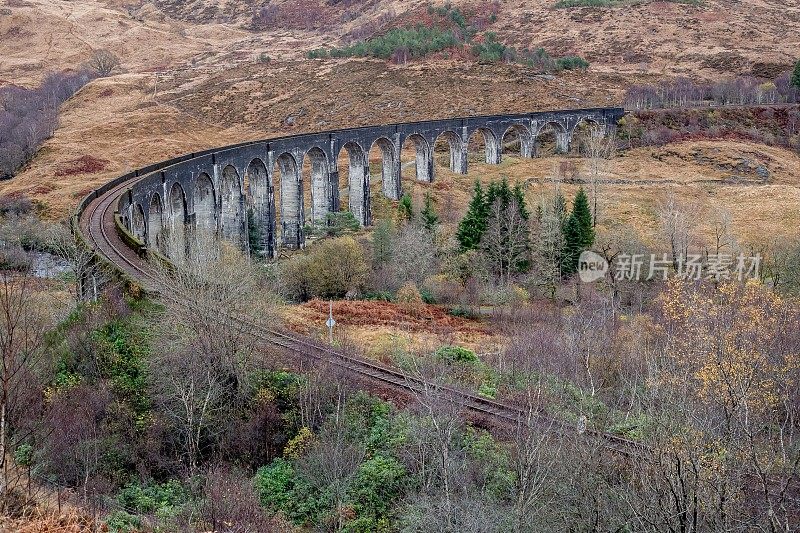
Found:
[78,175,647,457]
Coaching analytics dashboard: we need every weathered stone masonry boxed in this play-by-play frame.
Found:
[118,108,624,260]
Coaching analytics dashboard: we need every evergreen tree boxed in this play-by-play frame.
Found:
[513,182,530,220]
[571,187,595,248]
[793,59,800,89]
[398,193,414,221]
[420,192,439,232]
[485,177,514,212]
[560,213,583,276]
[456,180,488,251]
[560,188,595,277]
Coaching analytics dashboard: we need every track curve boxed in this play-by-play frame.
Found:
[77,159,646,458]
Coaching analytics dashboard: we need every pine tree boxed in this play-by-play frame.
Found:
[456,180,488,251]
[420,191,439,232]
[560,187,595,277]
[571,187,595,248]
[398,193,414,221]
[513,182,530,220]
[793,59,800,89]
[561,213,583,276]
[485,177,514,211]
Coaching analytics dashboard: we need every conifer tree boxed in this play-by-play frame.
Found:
[793,59,800,89]
[560,187,595,276]
[572,187,595,248]
[398,193,414,221]
[561,213,583,276]
[513,182,530,220]
[456,180,488,251]
[420,191,439,232]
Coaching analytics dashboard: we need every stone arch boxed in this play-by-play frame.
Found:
[535,121,569,155]
[194,172,216,233]
[220,165,243,246]
[337,141,369,226]
[570,117,605,156]
[402,134,432,183]
[302,147,331,225]
[274,152,302,248]
[148,193,164,251]
[168,182,188,260]
[433,130,466,174]
[369,137,398,201]
[501,124,534,158]
[467,127,500,165]
[131,203,146,242]
[246,158,273,257]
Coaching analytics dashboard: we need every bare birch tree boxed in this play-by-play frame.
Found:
[480,198,530,286]
[149,231,275,476]
[581,124,615,227]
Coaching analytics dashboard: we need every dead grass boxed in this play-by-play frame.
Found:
[281,299,496,360]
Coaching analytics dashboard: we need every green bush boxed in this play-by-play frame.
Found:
[447,306,478,319]
[105,511,142,533]
[91,320,151,419]
[13,444,33,467]
[281,236,368,301]
[363,290,394,302]
[323,26,458,61]
[471,32,508,63]
[315,211,361,237]
[419,288,435,304]
[347,455,407,524]
[434,345,479,365]
[115,479,189,515]
[478,382,498,399]
[254,458,327,525]
[555,55,590,71]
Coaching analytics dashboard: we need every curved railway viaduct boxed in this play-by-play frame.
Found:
[76,106,643,455]
[112,108,623,260]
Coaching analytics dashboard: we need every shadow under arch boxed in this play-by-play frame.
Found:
[302,147,331,225]
[194,172,216,234]
[131,203,146,242]
[274,152,303,248]
[535,121,569,155]
[168,182,188,261]
[337,141,369,226]
[467,127,500,165]
[570,117,604,156]
[369,137,398,202]
[501,124,534,159]
[148,192,164,252]
[433,130,466,174]
[245,157,273,257]
[402,133,432,183]
[220,165,243,246]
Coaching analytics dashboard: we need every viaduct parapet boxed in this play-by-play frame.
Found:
[117,108,624,260]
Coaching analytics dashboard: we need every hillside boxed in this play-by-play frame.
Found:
[1,0,797,86]
[0,0,798,231]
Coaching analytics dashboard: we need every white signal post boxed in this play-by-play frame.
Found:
[326,300,336,345]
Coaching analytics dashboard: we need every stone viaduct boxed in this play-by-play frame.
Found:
[118,108,624,260]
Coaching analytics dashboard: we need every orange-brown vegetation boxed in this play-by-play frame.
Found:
[54,155,109,177]
[291,299,488,336]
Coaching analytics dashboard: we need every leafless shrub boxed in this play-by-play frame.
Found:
[86,49,120,77]
[200,464,286,532]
